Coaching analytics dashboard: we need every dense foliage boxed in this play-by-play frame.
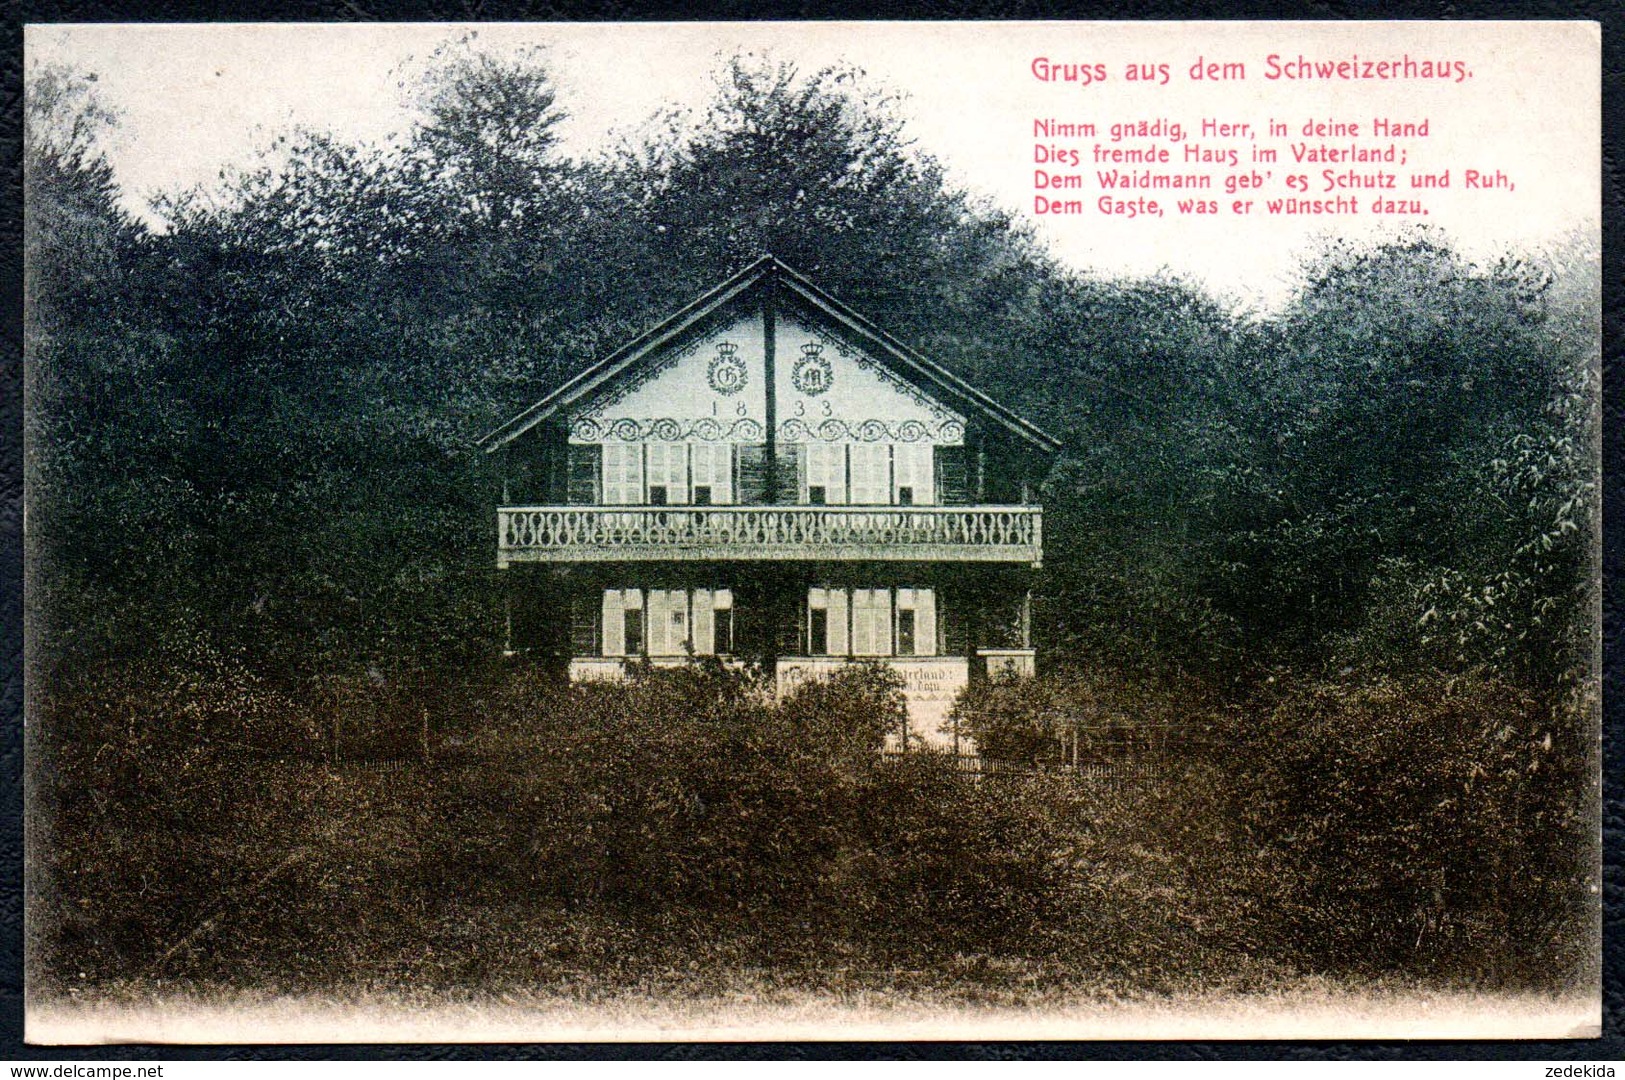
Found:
[25,49,1599,995]
[33,665,1158,989]
[426,664,1080,958]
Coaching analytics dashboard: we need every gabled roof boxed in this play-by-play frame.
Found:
[479,255,1061,455]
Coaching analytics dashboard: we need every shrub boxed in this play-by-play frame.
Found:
[950,668,1208,767]
[421,660,1080,963]
[1214,672,1595,981]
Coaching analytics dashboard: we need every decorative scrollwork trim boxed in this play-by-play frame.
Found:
[778,417,965,444]
[571,416,766,443]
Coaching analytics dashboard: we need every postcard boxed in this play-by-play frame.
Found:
[22,20,1602,1042]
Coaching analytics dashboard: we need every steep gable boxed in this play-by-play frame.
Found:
[480,256,1059,455]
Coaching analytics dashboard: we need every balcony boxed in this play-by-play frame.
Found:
[497,505,1042,567]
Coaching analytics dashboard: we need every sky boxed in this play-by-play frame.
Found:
[26,21,1601,310]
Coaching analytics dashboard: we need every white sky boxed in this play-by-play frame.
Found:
[26,21,1600,310]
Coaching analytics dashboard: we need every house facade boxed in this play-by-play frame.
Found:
[482,257,1059,748]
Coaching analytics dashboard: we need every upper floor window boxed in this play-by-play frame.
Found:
[849,445,889,505]
[583,442,958,507]
[805,444,845,505]
[646,443,688,506]
[792,443,941,506]
[892,444,934,506]
[596,444,736,506]
[692,443,732,505]
[603,444,644,505]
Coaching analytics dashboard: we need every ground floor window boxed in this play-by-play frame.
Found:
[599,587,733,657]
[807,587,936,657]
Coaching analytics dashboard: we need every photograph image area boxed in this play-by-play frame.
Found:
[21,21,1602,1042]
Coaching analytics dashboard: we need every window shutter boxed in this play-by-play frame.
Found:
[644,589,687,656]
[894,444,935,505]
[934,445,968,505]
[806,444,845,504]
[570,594,599,656]
[776,443,804,505]
[827,587,849,656]
[915,589,937,656]
[601,589,625,656]
[567,443,602,504]
[877,589,894,655]
[693,588,714,655]
[602,443,644,505]
[735,444,770,505]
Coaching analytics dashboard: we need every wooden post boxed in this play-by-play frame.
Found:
[762,264,779,503]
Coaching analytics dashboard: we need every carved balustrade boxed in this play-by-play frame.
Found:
[496,505,1042,566]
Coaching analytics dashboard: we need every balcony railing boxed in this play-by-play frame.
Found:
[497,504,1042,567]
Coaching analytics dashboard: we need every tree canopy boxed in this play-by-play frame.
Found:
[25,50,1598,706]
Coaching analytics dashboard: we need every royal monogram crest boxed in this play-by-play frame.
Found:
[791,342,834,396]
[706,342,748,396]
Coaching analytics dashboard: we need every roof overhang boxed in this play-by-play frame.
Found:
[479,255,1061,456]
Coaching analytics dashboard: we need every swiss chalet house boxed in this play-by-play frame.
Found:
[482,257,1059,747]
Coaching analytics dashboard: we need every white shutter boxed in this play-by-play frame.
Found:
[850,445,889,504]
[828,587,849,656]
[693,588,714,655]
[602,589,625,656]
[646,589,669,654]
[806,444,847,504]
[603,444,644,505]
[893,444,935,505]
[850,589,868,655]
[853,588,893,656]
[876,588,893,655]
[691,444,732,504]
[916,588,937,656]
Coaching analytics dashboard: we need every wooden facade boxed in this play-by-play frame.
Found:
[482,257,1059,747]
